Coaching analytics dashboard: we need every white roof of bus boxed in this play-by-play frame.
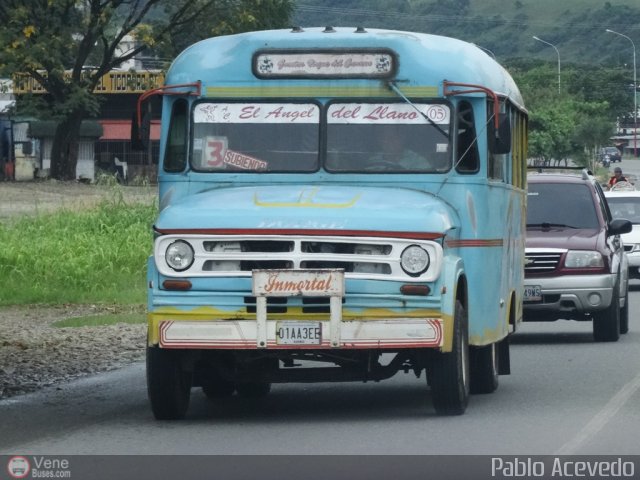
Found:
[166,27,524,110]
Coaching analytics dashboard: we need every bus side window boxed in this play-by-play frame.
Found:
[164,99,188,173]
[456,101,479,173]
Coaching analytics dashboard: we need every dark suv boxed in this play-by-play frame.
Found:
[524,170,631,341]
[600,146,622,163]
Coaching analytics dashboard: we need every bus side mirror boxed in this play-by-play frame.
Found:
[131,111,150,151]
[490,113,511,155]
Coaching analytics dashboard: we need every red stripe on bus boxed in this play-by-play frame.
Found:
[446,239,504,247]
[154,228,444,240]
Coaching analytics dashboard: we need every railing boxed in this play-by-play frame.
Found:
[12,70,165,94]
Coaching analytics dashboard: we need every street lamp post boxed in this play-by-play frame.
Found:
[606,29,637,158]
[474,44,496,59]
[533,36,561,94]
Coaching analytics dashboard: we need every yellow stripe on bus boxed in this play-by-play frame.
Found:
[205,85,439,98]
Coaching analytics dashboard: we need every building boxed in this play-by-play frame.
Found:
[10,70,163,181]
[27,120,102,180]
[0,79,15,114]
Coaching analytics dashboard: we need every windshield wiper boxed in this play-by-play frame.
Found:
[527,222,578,229]
[387,81,450,140]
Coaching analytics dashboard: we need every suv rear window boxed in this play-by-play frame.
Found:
[527,183,599,229]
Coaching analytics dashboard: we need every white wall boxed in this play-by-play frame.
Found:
[39,137,95,181]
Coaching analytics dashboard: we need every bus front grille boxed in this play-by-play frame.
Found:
[155,234,443,282]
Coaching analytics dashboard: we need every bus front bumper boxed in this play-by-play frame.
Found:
[150,316,445,350]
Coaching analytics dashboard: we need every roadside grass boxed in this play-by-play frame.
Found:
[0,191,157,306]
[53,312,146,328]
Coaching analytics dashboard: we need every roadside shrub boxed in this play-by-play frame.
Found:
[94,170,121,186]
[0,195,157,305]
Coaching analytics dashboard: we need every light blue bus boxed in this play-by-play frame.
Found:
[136,27,528,419]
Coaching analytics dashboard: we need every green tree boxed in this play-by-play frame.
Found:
[157,0,294,61]
[512,62,618,167]
[0,0,293,180]
[528,98,614,168]
[571,105,615,171]
[527,100,576,165]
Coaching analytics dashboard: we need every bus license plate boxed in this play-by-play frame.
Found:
[524,285,542,302]
[276,321,322,345]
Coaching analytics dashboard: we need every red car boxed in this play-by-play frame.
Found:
[524,170,631,341]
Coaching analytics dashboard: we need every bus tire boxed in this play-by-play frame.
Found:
[429,300,470,415]
[593,282,620,342]
[620,290,629,334]
[470,342,499,394]
[236,382,271,398]
[146,346,192,420]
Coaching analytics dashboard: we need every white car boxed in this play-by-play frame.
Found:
[605,187,640,278]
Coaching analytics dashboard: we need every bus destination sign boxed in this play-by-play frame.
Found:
[253,50,396,79]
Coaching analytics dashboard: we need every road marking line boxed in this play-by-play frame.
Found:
[556,370,640,455]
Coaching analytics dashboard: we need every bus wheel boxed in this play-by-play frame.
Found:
[146,346,192,420]
[593,281,620,342]
[470,342,499,394]
[429,300,470,415]
[236,382,271,398]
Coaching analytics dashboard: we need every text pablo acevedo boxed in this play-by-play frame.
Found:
[491,457,635,478]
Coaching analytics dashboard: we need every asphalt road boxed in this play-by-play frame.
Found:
[1,287,639,456]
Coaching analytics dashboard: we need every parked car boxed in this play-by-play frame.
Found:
[600,146,622,163]
[605,188,640,280]
[524,170,632,341]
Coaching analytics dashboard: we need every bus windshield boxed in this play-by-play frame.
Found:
[190,101,451,173]
[191,102,320,172]
[326,102,451,173]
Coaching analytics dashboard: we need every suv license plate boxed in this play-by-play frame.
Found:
[276,321,322,345]
[524,285,542,302]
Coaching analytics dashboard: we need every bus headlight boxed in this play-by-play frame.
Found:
[166,240,195,271]
[400,245,430,276]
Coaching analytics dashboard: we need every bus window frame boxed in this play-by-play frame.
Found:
[163,99,189,173]
[487,99,512,183]
[454,100,481,174]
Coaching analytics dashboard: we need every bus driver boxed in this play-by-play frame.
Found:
[369,125,426,170]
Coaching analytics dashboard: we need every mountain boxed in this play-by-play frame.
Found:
[292,0,640,67]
